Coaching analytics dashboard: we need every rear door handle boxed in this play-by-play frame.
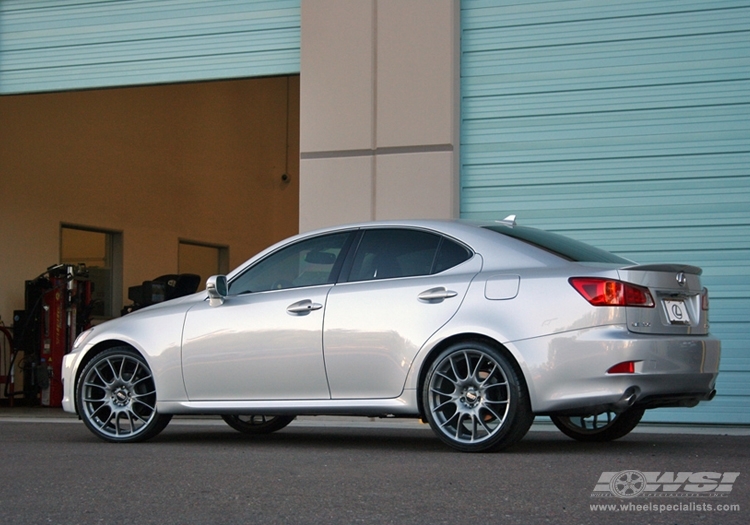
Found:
[418,287,458,302]
[286,299,323,315]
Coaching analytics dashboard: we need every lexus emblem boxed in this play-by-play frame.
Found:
[671,304,683,319]
[676,272,687,287]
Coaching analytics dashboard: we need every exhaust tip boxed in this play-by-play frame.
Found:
[614,387,640,411]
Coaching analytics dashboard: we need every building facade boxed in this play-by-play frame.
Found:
[0,0,747,423]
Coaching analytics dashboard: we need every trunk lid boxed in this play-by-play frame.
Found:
[618,264,709,335]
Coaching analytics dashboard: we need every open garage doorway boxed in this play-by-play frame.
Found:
[0,75,300,323]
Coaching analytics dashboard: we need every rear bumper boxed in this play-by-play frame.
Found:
[511,325,720,415]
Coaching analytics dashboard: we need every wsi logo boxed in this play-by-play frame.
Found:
[592,471,740,499]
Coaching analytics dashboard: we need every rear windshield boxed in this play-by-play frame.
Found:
[483,225,632,264]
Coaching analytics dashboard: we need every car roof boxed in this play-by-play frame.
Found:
[227,218,565,280]
[300,218,514,241]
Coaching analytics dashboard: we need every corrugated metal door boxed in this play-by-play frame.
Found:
[0,0,300,94]
[461,1,750,423]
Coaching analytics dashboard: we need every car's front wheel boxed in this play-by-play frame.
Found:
[550,407,645,442]
[77,347,172,442]
[422,341,533,452]
[221,415,296,434]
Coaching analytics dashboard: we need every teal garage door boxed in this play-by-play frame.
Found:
[461,1,750,423]
[0,0,300,94]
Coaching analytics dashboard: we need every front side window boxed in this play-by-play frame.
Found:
[347,229,472,282]
[228,231,353,294]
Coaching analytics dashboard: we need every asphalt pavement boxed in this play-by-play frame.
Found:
[2,405,750,434]
[0,406,748,525]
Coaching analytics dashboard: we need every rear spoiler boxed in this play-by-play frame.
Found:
[621,264,702,276]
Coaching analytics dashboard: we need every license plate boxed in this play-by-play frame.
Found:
[665,300,689,324]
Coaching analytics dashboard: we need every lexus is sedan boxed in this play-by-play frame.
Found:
[62,217,720,452]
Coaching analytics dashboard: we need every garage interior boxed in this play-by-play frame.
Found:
[0,75,300,403]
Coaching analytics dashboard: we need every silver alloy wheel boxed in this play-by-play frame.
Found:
[78,348,170,442]
[427,348,511,446]
[550,407,645,442]
[566,412,615,431]
[221,414,296,435]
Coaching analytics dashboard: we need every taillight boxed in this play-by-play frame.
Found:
[607,361,636,374]
[569,278,654,307]
[701,287,709,311]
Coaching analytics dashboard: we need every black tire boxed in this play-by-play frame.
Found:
[421,341,533,452]
[77,347,172,443]
[222,415,296,435]
[550,407,645,442]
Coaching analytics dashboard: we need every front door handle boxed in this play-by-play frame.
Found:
[418,287,458,302]
[286,299,323,315]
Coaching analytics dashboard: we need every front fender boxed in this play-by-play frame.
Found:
[64,300,195,412]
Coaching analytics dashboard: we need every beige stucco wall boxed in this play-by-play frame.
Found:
[299,0,460,232]
[0,76,300,324]
[0,0,460,331]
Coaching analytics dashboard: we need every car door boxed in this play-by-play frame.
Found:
[181,231,354,401]
[323,228,480,399]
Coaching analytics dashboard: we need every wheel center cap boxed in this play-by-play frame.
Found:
[461,387,481,408]
[113,388,130,407]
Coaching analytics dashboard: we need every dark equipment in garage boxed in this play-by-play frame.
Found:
[6,264,94,407]
[121,273,201,315]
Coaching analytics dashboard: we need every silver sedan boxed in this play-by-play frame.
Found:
[62,218,720,452]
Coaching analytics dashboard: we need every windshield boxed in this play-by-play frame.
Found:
[483,225,633,264]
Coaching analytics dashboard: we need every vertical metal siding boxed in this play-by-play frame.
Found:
[0,0,300,94]
[461,0,750,423]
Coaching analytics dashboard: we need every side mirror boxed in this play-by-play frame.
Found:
[206,275,228,307]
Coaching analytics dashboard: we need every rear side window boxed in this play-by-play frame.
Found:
[347,229,472,282]
[434,237,473,273]
[483,225,632,264]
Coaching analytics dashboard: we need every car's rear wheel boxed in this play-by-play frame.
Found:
[422,341,533,452]
[550,407,645,442]
[222,415,296,434]
[77,347,172,442]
